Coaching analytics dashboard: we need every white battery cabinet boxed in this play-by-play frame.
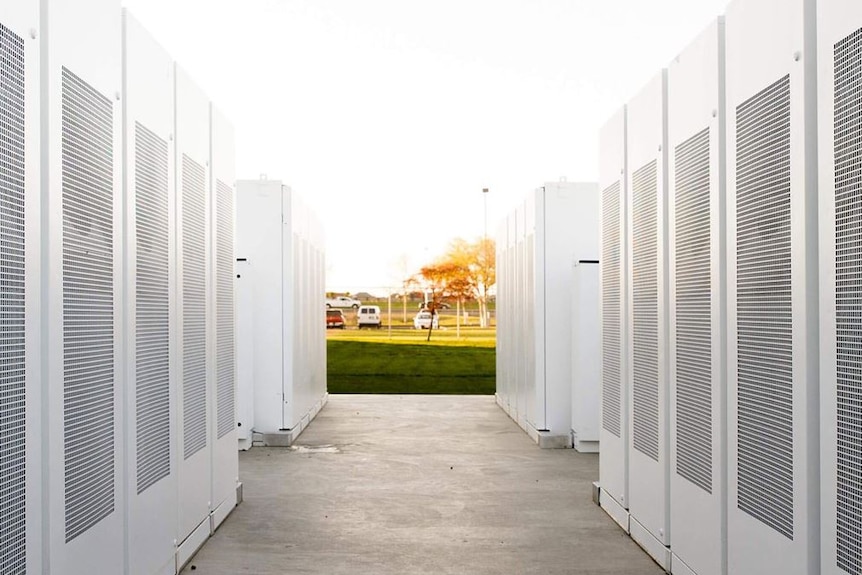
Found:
[571,260,600,453]
[599,106,630,532]
[0,3,40,574]
[43,0,125,572]
[725,0,819,573]
[625,70,671,570]
[818,2,862,574]
[667,19,727,575]
[174,63,213,565]
[209,105,238,532]
[567,185,601,454]
[495,213,519,422]
[122,11,178,575]
[235,179,327,446]
[496,183,599,448]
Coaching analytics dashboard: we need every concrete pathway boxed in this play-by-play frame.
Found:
[182,395,662,574]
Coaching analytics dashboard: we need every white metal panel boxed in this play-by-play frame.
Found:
[236,180,326,441]
[235,258,254,450]
[283,189,327,432]
[43,0,124,572]
[667,18,727,575]
[175,63,212,545]
[209,104,237,528]
[122,11,177,575]
[0,3,40,574]
[626,70,670,558]
[236,179,284,434]
[818,2,862,574]
[572,261,600,452]
[599,106,629,518]
[538,182,599,442]
[725,0,819,572]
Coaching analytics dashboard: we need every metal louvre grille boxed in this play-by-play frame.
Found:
[61,67,115,542]
[215,179,234,439]
[182,154,207,459]
[135,123,170,494]
[632,160,659,461]
[602,181,622,437]
[674,128,713,493]
[735,74,793,540]
[835,27,862,574]
[0,21,26,575]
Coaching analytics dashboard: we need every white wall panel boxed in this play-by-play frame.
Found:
[174,64,212,549]
[43,0,124,572]
[599,106,629,530]
[667,18,727,575]
[209,104,237,531]
[122,11,177,575]
[818,2,862,574]
[625,70,670,567]
[0,3,40,574]
[725,0,819,572]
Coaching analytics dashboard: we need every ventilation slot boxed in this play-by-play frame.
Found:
[135,123,170,494]
[182,154,207,459]
[602,181,621,437]
[0,21,26,575]
[632,160,659,461]
[61,67,115,542]
[216,179,234,439]
[835,26,862,574]
[674,128,713,493]
[735,74,793,540]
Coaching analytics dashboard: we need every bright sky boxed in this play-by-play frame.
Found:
[123,0,728,293]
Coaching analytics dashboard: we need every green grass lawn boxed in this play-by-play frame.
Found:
[327,328,496,394]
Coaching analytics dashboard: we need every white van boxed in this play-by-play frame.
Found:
[357,305,382,329]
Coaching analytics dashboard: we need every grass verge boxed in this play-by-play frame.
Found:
[327,328,496,394]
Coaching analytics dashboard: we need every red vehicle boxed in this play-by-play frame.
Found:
[326,309,345,329]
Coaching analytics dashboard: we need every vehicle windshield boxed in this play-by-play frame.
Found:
[327,310,341,317]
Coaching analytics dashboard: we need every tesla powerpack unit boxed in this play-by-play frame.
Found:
[122,11,178,575]
[209,104,238,532]
[496,183,599,447]
[235,180,327,446]
[495,217,512,415]
[818,2,862,574]
[625,70,671,570]
[599,106,629,532]
[725,0,819,573]
[174,63,213,566]
[43,0,125,572]
[667,18,727,575]
[0,2,40,574]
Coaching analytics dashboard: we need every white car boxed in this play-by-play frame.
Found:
[413,310,439,330]
[326,296,360,309]
[357,306,382,329]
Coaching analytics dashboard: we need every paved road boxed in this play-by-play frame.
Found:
[182,395,662,574]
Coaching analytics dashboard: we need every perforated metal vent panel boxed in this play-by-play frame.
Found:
[0,21,26,575]
[632,160,659,461]
[135,123,170,494]
[61,67,115,542]
[835,27,862,575]
[674,128,713,493]
[735,74,793,540]
[602,181,621,437]
[215,179,234,439]
[182,154,207,459]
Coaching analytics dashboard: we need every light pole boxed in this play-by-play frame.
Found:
[482,188,489,242]
[482,188,489,327]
